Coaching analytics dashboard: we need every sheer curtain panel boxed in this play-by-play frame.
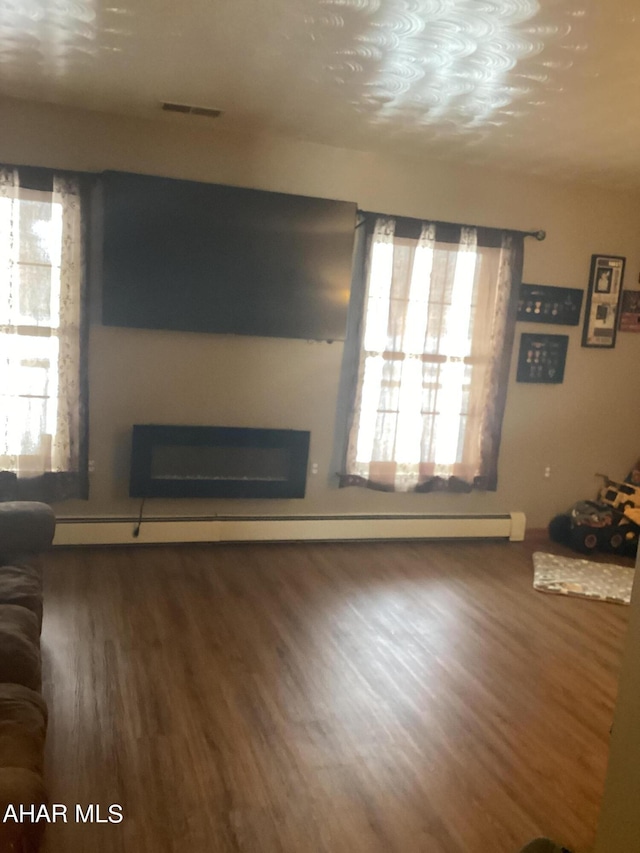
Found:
[341,216,523,493]
[0,166,88,502]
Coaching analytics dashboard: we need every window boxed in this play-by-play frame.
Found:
[0,166,88,502]
[341,216,523,493]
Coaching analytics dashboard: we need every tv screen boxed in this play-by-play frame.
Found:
[100,171,357,341]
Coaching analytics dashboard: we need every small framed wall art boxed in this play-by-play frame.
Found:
[619,290,640,332]
[516,333,569,384]
[517,284,583,326]
[582,254,625,348]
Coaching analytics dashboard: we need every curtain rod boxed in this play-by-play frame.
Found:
[357,211,546,241]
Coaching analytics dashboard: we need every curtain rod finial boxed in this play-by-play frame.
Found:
[535,230,546,241]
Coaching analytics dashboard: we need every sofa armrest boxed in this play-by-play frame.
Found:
[0,503,56,559]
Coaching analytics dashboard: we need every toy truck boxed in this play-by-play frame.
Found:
[549,478,640,556]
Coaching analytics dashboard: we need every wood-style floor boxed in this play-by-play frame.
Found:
[40,536,631,853]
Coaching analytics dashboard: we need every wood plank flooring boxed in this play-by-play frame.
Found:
[40,537,631,853]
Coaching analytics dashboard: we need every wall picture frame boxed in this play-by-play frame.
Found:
[516,333,569,384]
[517,284,583,326]
[619,290,640,332]
[582,254,625,348]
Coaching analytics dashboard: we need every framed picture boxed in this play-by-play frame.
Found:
[516,333,569,384]
[619,290,640,332]
[582,255,625,348]
[517,284,583,326]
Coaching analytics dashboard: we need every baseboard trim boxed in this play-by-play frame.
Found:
[53,512,526,546]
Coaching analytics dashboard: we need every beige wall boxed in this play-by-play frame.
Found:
[2,96,640,527]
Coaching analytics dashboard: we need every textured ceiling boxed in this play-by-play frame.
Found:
[2,0,640,186]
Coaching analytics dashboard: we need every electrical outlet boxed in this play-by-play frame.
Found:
[544,466,551,478]
[88,459,95,473]
[311,462,319,475]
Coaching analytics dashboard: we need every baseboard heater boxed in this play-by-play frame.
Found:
[53,512,526,547]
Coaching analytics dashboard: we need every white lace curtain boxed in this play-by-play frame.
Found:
[0,166,85,498]
[342,216,521,492]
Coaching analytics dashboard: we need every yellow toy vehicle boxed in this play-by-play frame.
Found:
[598,477,640,513]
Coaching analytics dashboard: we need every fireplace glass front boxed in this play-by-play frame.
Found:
[130,425,310,499]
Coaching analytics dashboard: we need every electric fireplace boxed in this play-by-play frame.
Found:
[129,425,310,499]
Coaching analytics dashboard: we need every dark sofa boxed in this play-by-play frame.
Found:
[0,501,55,852]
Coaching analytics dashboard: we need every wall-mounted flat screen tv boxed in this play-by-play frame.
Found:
[100,171,357,341]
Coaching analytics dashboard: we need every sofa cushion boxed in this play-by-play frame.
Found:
[0,566,43,629]
[0,767,47,851]
[0,722,46,775]
[0,606,41,691]
[0,501,56,560]
[0,686,47,773]
[0,683,47,775]
[1,557,43,582]
[0,685,46,728]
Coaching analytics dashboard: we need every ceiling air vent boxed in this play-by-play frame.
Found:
[161,102,222,119]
